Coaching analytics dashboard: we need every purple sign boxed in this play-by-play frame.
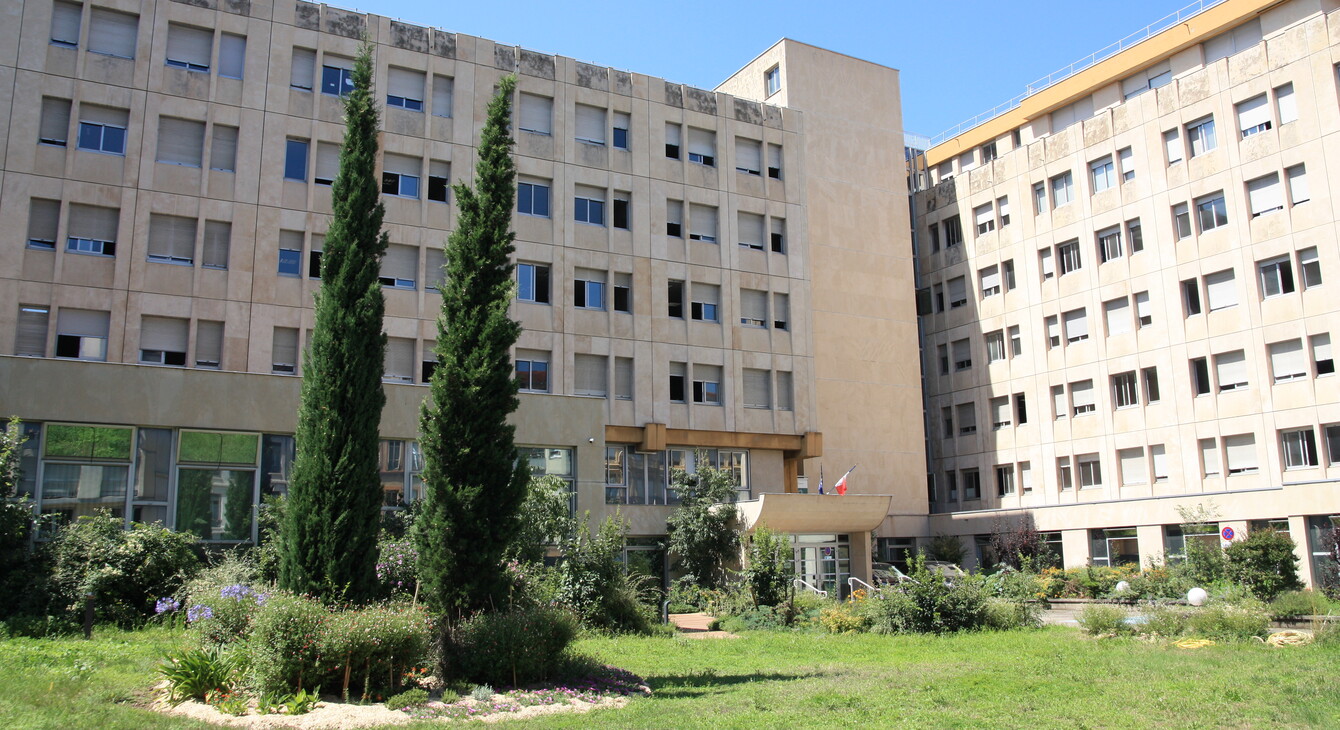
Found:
[1221,526,1236,541]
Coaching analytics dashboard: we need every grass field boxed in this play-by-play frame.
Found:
[1,626,1336,729]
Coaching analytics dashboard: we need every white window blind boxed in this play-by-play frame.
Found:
[1247,174,1282,216]
[1071,380,1095,412]
[1311,334,1331,369]
[140,316,188,353]
[384,337,415,382]
[1164,129,1182,164]
[88,9,137,59]
[991,397,1010,427]
[210,125,238,172]
[736,137,762,174]
[738,212,764,249]
[16,306,49,356]
[1215,350,1248,390]
[575,104,606,144]
[1135,291,1152,324]
[1119,448,1147,485]
[1052,385,1067,417]
[202,220,230,269]
[772,292,789,329]
[68,204,119,242]
[1275,83,1297,124]
[432,75,453,117]
[219,33,245,78]
[81,104,128,127]
[195,320,223,367]
[166,24,212,69]
[739,289,767,326]
[951,339,971,368]
[947,277,967,306]
[1105,298,1131,335]
[574,354,608,396]
[614,357,633,400]
[1063,309,1088,342]
[1200,438,1221,475]
[156,117,205,167]
[979,266,1000,295]
[687,127,715,161]
[742,368,771,408]
[387,67,423,102]
[1046,316,1061,346]
[665,123,681,150]
[28,199,60,247]
[148,214,196,264]
[518,93,552,134]
[1236,94,1270,135]
[1269,340,1306,381]
[1205,269,1237,310]
[424,247,445,291]
[767,144,783,177]
[51,1,81,47]
[1151,445,1168,480]
[323,54,353,70]
[290,48,316,89]
[1225,434,1257,473]
[383,153,419,177]
[57,309,109,339]
[1050,95,1092,132]
[1040,248,1055,278]
[272,327,298,371]
[776,371,793,410]
[315,142,340,184]
[40,97,71,144]
[381,244,418,285]
[974,203,993,229]
[689,204,718,241]
[1286,165,1309,204]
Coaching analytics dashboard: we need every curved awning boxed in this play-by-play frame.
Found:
[733,493,891,534]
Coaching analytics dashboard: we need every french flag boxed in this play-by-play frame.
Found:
[834,465,856,496]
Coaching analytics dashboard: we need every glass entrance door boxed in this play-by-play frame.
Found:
[792,534,851,598]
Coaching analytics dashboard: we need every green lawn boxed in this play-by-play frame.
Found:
[2,627,1336,729]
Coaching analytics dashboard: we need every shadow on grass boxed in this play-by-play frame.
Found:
[648,671,822,698]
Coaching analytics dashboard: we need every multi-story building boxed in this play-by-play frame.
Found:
[914,0,1340,587]
[0,0,918,592]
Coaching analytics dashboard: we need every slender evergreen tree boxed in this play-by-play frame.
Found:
[279,43,388,603]
[416,75,528,616]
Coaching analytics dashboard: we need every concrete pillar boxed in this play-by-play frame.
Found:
[1136,524,1165,568]
[1061,528,1090,568]
[1288,515,1313,588]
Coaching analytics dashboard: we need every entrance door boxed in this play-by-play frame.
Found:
[793,533,851,598]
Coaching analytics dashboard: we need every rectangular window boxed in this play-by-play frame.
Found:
[1286,165,1309,205]
[985,331,1005,363]
[963,470,981,500]
[66,204,119,257]
[386,67,425,111]
[689,204,718,242]
[979,265,1000,298]
[742,368,771,408]
[382,338,415,383]
[1063,308,1088,343]
[271,327,297,374]
[1164,128,1183,165]
[210,125,238,172]
[1151,445,1168,481]
[1225,434,1257,474]
[687,127,715,166]
[517,263,550,304]
[1134,291,1152,327]
[1298,247,1321,289]
[1070,380,1095,416]
[50,1,81,48]
[1119,448,1147,486]
[612,112,630,150]
[574,354,608,397]
[165,23,212,73]
[575,104,606,145]
[612,194,630,230]
[943,216,963,247]
[77,105,128,155]
[427,161,450,203]
[1281,428,1319,469]
[690,283,720,323]
[614,357,633,400]
[40,97,71,146]
[666,199,683,237]
[381,154,421,199]
[1104,298,1131,336]
[321,58,355,96]
[139,315,188,366]
[1196,192,1228,232]
[974,203,995,235]
[517,179,550,217]
[312,142,339,186]
[738,212,765,250]
[1192,357,1211,395]
[1127,219,1144,253]
[1057,457,1073,490]
[990,396,1010,429]
[771,217,786,253]
[1247,173,1283,217]
[1275,83,1297,125]
[27,198,60,250]
[997,197,1011,227]
[1237,94,1271,138]
[947,277,967,309]
[147,214,196,265]
[518,93,552,135]
[573,268,606,310]
[515,350,550,392]
[1259,256,1295,298]
[1078,454,1102,488]
[667,280,684,318]
[937,345,949,375]
[692,364,722,404]
[1113,371,1138,408]
[776,371,793,410]
[15,306,50,357]
[156,116,205,167]
[284,139,308,181]
[980,142,997,164]
[574,187,606,226]
[669,361,686,402]
[1269,339,1307,383]
[1142,367,1161,403]
[1097,227,1122,263]
[1182,279,1202,316]
[767,143,783,179]
[1214,350,1248,392]
[996,465,1015,496]
[1186,117,1217,157]
[1327,425,1340,466]
[944,471,957,501]
[956,402,976,435]
[1311,334,1333,376]
[218,33,245,79]
[290,47,315,90]
[1057,240,1082,275]
[664,122,681,159]
[1205,269,1238,310]
[1039,248,1054,280]
[765,65,781,95]
[1200,438,1221,476]
[1014,392,1028,424]
[195,320,222,368]
[1032,182,1046,215]
[739,289,767,327]
[379,244,418,289]
[1090,156,1115,193]
[952,339,971,371]
[1009,326,1021,357]
[772,293,789,330]
[613,273,631,313]
[88,8,137,59]
[423,247,444,292]
[1118,147,1135,182]
[1050,171,1074,207]
[1046,315,1060,348]
[1173,203,1192,240]
[736,137,762,175]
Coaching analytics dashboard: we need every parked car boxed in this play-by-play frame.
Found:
[871,562,910,586]
[923,561,967,585]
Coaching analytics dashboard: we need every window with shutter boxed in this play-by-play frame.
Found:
[947,277,967,308]
[1204,269,1237,310]
[689,204,717,242]
[290,47,316,90]
[382,154,421,198]
[271,327,298,374]
[574,186,606,226]
[428,160,450,203]
[574,354,608,397]
[956,402,976,435]
[148,214,197,265]
[88,8,138,59]
[1039,248,1054,279]
[952,339,971,370]
[383,338,415,383]
[518,94,552,134]
[739,289,767,327]
[1135,291,1152,327]
[210,125,238,172]
[1052,385,1067,419]
[77,105,128,155]
[612,193,630,230]
[690,284,720,323]
[1247,174,1282,217]
[1063,308,1088,343]
[421,340,438,382]
[55,308,110,361]
[424,248,445,292]
[665,123,681,159]
[770,217,786,253]
[742,368,771,408]
[1164,129,1182,165]
[218,33,245,79]
[66,204,119,257]
[735,137,761,175]
[1298,247,1321,289]
[1214,350,1248,391]
[692,364,722,404]
[195,320,223,368]
[613,273,631,313]
[1104,298,1131,336]
[321,55,355,96]
[27,199,60,250]
[979,265,1000,297]
[1070,380,1095,415]
[1119,448,1147,485]
[156,117,206,167]
[772,293,789,330]
[1224,434,1257,474]
[1286,165,1309,205]
[40,97,71,146]
[738,212,764,250]
[990,396,1010,429]
[767,144,783,179]
[314,142,340,186]
[614,357,633,400]
[386,67,424,111]
[1311,334,1333,375]
[574,268,606,309]
[687,127,715,166]
[277,230,304,276]
[139,316,188,366]
[666,199,683,237]
[575,104,606,145]
[973,203,994,235]
[1275,83,1297,125]
[51,1,81,48]
[1236,94,1271,137]
[15,306,49,357]
[202,221,230,270]
[611,112,630,150]
[166,24,212,72]
[775,371,793,410]
[1269,340,1306,382]
[380,244,418,289]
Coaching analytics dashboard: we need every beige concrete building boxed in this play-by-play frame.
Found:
[0,0,918,593]
[913,0,1340,588]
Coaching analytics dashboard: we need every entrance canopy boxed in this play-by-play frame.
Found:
[734,493,891,534]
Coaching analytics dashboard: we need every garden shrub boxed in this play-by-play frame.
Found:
[982,598,1041,630]
[1139,603,1189,638]
[159,646,236,704]
[743,526,792,607]
[922,535,967,565]
[818,600,870,634]
[187,583,269,647]
[1077,603,1133,637]
[385,688,428,710]
[318,602,433,698]
[244,593,328,694]
[1184,600,1270,641]
[444,604,578,687]
[375,532,419,598]
[1224,529,1301,601]
[46,511,199,625]
[667,578,710,613]
[862,555,988,634]
[718,606,788,633]
[555,516,656,634]
[1268,590,1334,619]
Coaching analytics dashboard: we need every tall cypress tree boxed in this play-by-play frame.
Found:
[416,76,528,617]
[279,43,388,604]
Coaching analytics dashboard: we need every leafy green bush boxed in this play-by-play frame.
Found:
[445,604,578,686]
[743,526,793,607]
[1077,603,1133,637]
[1140,603,1189,638]
[818,601,870,633]
[385,688,429,710]
[158,646,235,704]
[187,582,268,647]
[982,598,1042,630]
[922,535,967,565]
[1268,590,1334,619]
[1184,601,1270,641]
[1224,530,1302,601]
[244,593,328,694]
[375,533,419,598]
[555,516,655,633]
[318,602,433,698]
[718,605,787,633]
[46,511,200,625]
[862,555,988,634]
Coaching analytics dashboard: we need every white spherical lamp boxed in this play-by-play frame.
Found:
[1187,587,1208,606]
[1114,580,1130,593]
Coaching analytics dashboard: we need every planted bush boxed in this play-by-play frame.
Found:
[862,555,988,634]
[1224,529,1301,601]
[375,533,419,598]
[245,593,328,694]
[444,605,577,686]
[1077,603,1133,637]
[1269,590,1334,619]
[1184,601,1270,641]
[158,646,235,704]
[318,602,433,699]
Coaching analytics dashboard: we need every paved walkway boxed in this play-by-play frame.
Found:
[668,612,739,639]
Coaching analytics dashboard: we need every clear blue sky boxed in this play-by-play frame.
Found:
[357,0,1202,138]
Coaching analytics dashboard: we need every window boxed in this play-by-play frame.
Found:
[15,306,49,357]
[736,137,762,175]
[77,105,127,155]
[575,104,606,145]
[665,199,683,237]
[66,204,119,257]
[771,217,786,253]
[517,263,550,304]
[990,396,1010,430]
[667,280,684,318]
[1134,291,1152,327]
[612,195,630,229]
[517,179,550,217]
[1281,428,1319,469]
[1236,94,1271,138]
[612,112,630,150]
[687,127,715,166]
[574,354,608,397]
[1186,117,1217,157]
[270,327,297,374]
[1090,156,1115,193]
[1191,357,1211,395]
[1039,248,1054,280]
[156,117,205,168]
[664,361,687,401]
[26,199,59,250]
[1122,61,1171,98]
[1150,445,1169,481]
[765,65,781,95]
[1113,371,1138,408]
[1126,219,1143,253]
[1269,340,1307,383]
[379,244,417,289]
[1045,315,1060,348]
[1032,182,1046,215]
[1196,192,1228,232]
[1063,308,1088,343]
[210,125,238,172]
[941,406,954,438]
[1298,248,1321,289]
[985,331,1005,363]
[88,8,137,59]
[573,269,606,309]
[284,139,308,181]
[1057,457,1073,490]
[138,316,188,366]
[1225,434,1257,474]
[612,273,631,313]
[952,339,971,371]
[614,357,633,400]
[739,289,767,327]
[1203,18,1261,62]
[386,67,424,111]
[1327,424,1340,466]
[1078,454,1102,488]
[692,364,722,404]
[1097,227,1122,263]
[1247,174,1283,217]
[1286,165,1309,205]
[1311,334,1333,375]
[50,1,81,48]
[738,212,765,250]
[423,248,444,292]
[743,368,771,408]
[689,204,718,242]
[1070,380,1095,416]
[664,123,681,159]
[1183,279,1203,316]
[980,142,997,164]
[147,214,196,265]
[1259,256,1294,298]
[943,471,957,501]
[773,371,793,411]
[165,24,211,73]
[1009,326,1021,357]
[290,47,315,90]
[996,465,1015,496]
[979,265,1000,298]
[1205,269,1237,310]
[974,203,995,235]
[1214,350,1248,392]
[1118,147,1134,182]
[959,401,980,436]
[310,142,338,186]
[321,57,355,96]
[937,345,949,375]
[1057,240,1081,275]
[947,277,967,309]
[1014,392,1028,424]
[573,186,606,226]
[1143,367,1161,403]
[193,320,222,369]
[218,33,245,79]
[997,197,1011,228]
[1164,129,1183,165]
[518,93,552,135]
[1119,448,1147,486]
[957,470,978,500]
[690,283,720,323]
[515,350,549,392]
[39,97,71,146]
[1275,83,1297,125]
[943,215,963,247]
[382,154,421,198]
[1050,171,1074,207]
[277,230,302,277]
[377,337,414,384]
[1173,202,1192,240]
[772,293,789,330]
[427,161,450,203]
[932,284,944,313]
[767,144,783,179]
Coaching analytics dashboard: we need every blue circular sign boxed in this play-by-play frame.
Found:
[1221,526,1236,541]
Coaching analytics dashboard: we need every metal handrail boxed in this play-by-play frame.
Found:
[793,578,828,598]
[928,0,1228,146]
[848,576,876,594]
